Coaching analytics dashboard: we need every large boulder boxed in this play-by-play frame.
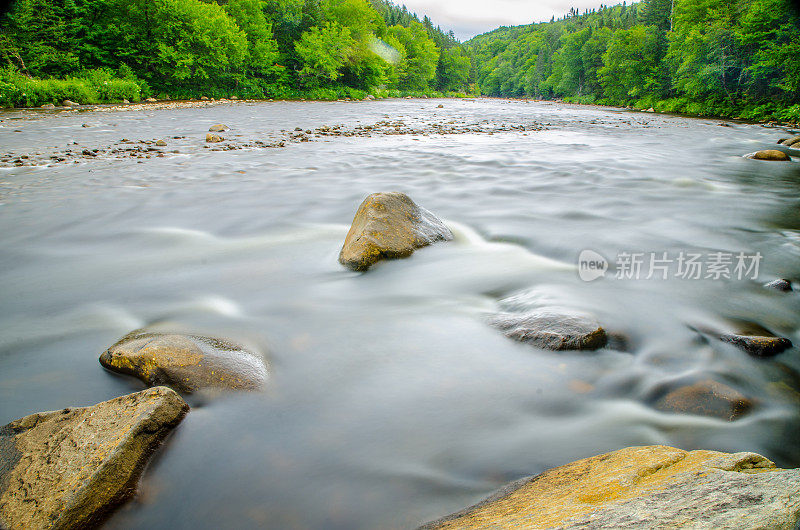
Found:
[650,378,752,420]
[99,330,267,393]
[420,445,800,529]
[746,150,791,161]
[0,387,188,530]
[338,192,453,271]
[489,309,607,351]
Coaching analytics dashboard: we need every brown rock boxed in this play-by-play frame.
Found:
[720,333,792,357]
[208,124,229,132]
[338,192,453,271]
[780,135,800,146]
[420,446,800,529]
[652,378,752,420]
[0,387,188,529]
[99,329,267,393]
[747,150,791,161]
[206,133,224,143]
[155,139,167,147]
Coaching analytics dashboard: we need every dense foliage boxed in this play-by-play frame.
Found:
[468,0,800,121]
[0,0,473,105]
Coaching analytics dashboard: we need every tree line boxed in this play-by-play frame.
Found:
[0,0,473,105]
[468,0,800,121]
[0,0,798,123]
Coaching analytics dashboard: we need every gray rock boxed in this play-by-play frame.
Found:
[420,445,800,529]
[0,387,188,529]
[488,310,607,351]
[339,192,453,271]
[780,135,800,146]
[99,329,267,393]
[40,103,56,109]
[765,278,793,292]
[61,99,79,107]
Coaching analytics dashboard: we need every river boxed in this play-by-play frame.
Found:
[1,98,799,529]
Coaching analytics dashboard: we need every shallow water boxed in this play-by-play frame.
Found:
[1,99,799,529]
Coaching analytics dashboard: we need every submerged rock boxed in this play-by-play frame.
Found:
[720,333,792,357]
[208,124,229,132]
[765,278,793,292]
[488,310,607,351]
[420,445,800,529]
[746,150,791,161]
[206,133,224,143]
[338,192,453,271]
[650,378,752,420]
[155,139,167,147]
[0,387,188,530]
[696,321,793,357]
[99,330,267,393]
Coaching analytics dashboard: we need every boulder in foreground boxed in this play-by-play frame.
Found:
[488,309,607,351]
[100,330,268,393]
[421,445,800,529]
[0,387,188,530]
[338,192,453,271]
[746,150,791,161]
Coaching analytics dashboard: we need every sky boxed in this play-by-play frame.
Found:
[398,0,623,41]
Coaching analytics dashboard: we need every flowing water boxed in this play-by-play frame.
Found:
[1,98,799,529]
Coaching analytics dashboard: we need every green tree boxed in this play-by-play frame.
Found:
[295,21,354,85]
[388,21,438,90]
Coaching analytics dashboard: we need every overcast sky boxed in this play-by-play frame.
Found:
[399,0,619,41]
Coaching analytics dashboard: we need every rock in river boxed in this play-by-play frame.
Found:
[208,124,229,132]
[338,192,453,271]
[780,135,800,147]
[720,333,793,357]
[650,378,752,420]
[765,278,793,292]
[205,133,224,143]
[488,309,607,351]
[746,149,791,161]
[420,445,800,529]
[100,330,267,393]
[0,387,188,530]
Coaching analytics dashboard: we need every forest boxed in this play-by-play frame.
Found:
[0,0,798,122]
[0,0,473,105]
[468,0,800,121]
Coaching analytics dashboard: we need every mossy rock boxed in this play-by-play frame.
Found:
[338,192,453,271]
[420,445,800,529]
[0,387,188,529]
[746,150,791,161]
[100,330,267,393]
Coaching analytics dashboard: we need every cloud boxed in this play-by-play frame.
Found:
[397,0,612,40]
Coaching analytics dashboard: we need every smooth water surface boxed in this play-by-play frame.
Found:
[1,98,799,529]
